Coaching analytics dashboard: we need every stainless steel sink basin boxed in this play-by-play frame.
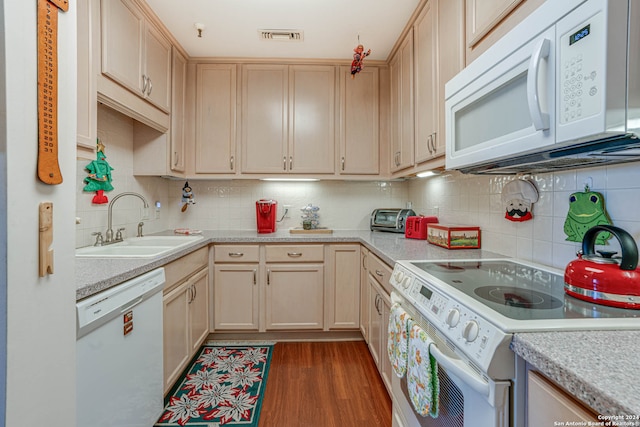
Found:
[76,235,203,258]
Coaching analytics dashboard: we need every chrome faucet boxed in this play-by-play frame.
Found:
[105,192,150,243]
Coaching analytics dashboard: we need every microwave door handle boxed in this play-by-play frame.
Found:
[429,343,491,398]
[527,38,551,131]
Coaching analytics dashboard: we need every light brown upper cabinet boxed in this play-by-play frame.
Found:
[436,0,465,158]
[390,30,415,173]
[465,0,545,65]
[241,64,336,174]
[390,0,464,176]
[413,1,438,164]
[101,0,171,113]
[339,66,380,175]
[170,47,187,174]
[194,64,238,175]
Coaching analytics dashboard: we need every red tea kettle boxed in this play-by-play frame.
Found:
[564,224,640,309]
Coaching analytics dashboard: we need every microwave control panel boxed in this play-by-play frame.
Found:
[558,10,604,124]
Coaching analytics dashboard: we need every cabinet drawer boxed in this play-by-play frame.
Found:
[368,253,392,295]
[214,245,259,263]
[164,246,209,293]
[265,245,324,262]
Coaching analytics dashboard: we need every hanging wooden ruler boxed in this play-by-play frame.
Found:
[37,0,69,185]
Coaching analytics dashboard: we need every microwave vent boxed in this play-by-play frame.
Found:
[258,29,304,41]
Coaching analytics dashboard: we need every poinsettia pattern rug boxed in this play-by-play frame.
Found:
[155,344,273,426]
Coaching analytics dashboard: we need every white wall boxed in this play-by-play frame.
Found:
[408,165,640,270]
[3,2,77,425]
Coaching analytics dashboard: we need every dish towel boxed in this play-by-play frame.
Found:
[407,321,440,418]
[387,303,411,377]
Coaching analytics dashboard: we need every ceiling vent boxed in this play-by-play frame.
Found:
[258,29,304,41]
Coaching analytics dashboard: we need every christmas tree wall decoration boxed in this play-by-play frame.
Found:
[83,140,114,204]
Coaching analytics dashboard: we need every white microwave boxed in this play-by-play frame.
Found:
[445,0,640,174]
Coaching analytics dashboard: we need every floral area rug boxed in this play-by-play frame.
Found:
[155,344,273,426]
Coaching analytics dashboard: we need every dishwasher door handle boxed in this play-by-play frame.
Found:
[120,296,144,313]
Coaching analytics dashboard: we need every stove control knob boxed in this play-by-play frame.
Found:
[445,308,460,328]
[394,270,404,283]
[463,320,480,343]
[401,277,411,290]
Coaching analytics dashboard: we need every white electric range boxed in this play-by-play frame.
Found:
[388,258,639,427]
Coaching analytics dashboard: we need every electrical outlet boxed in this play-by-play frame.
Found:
[283,205,292,218]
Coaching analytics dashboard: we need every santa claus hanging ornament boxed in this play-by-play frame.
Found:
[501,179,539,222]
[350,37,371,79]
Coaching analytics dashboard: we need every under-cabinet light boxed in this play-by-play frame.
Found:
[260,178,320,182]
[416,170,440,178]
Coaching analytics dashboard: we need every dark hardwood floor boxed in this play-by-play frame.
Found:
[259,341,392,427]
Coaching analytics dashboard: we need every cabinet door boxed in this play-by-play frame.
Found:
[436,0,465,156]
[188,269,210,353]
[414,1,438,164]
[380,291,392,393]
[339,66,380,175]
[144,22,172,112]
[368,277,382,367]
[527,370,598,424]
[288,65,335,174]
[101,0,144,97]
[77,0,99,153]
[266,264,324,330]
[241,65,288,173]
[163,282,190,393]
[195,64,237,174]
[360,247,370,341]
[326,245,360,330]
[170,47,187,173]
[466,0,523,48]
[390,31,415,172]
[214,265,259,330]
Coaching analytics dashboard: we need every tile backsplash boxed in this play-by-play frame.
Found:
[77,105,640,271]
[407,165,640,270]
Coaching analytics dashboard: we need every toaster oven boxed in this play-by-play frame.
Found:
[370,209,416,233]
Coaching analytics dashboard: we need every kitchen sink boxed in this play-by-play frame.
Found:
[76,235,203,258]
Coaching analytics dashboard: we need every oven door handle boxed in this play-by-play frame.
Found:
[429,343,490,397]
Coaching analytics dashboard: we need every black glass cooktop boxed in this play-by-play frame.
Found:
[410,260,639,321]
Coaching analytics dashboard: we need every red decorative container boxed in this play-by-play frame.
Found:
[427,224,481,249]
[405,216,438,240]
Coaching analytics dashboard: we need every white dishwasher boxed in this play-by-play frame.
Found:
[76,268,165,427]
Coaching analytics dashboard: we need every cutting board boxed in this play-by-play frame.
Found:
[289,228,333,234]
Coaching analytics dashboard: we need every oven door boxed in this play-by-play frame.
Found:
[390,307,510,427]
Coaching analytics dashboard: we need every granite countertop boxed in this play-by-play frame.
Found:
[75,229,640,417]
[511,331,640,418]
[76,229,500,300]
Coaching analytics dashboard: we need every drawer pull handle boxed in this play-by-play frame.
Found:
[375,270,384,277]
[287,252,303,257]
[228,252,244,257]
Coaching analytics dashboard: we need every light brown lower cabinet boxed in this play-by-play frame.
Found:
[265,264,324,330]
[527,370,598,425]
[162,267,209,394]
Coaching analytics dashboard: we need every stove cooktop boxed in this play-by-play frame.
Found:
[411,260,639,321]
